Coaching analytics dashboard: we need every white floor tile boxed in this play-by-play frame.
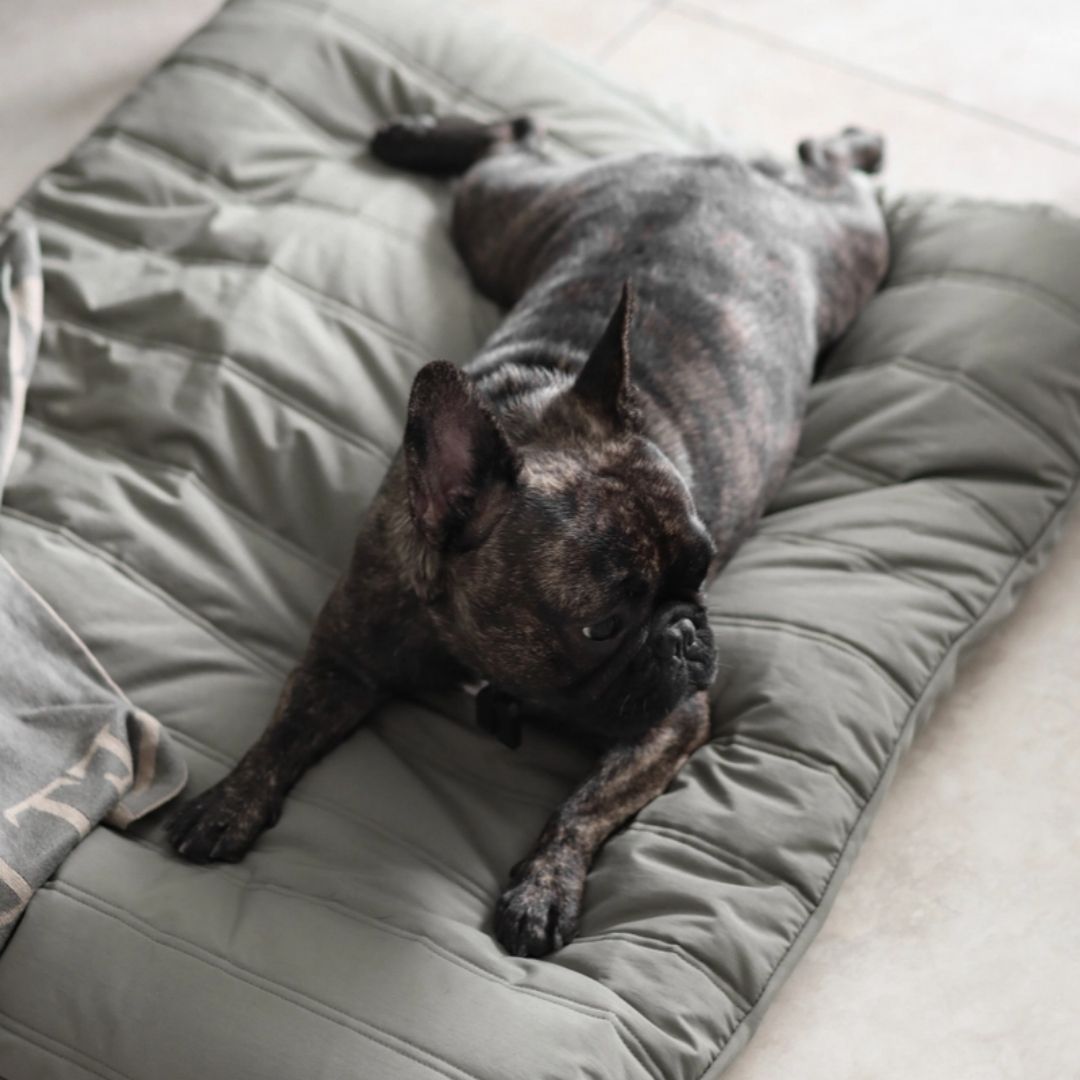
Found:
[681,0,1080,150]
[601,6,1080,207]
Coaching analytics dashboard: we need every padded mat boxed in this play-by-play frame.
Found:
[0,0,1078,1077]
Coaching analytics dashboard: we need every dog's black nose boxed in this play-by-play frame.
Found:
[660,617,697,660]
[674,617,696,656]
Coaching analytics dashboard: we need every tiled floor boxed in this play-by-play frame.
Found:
[465,0,1080,209]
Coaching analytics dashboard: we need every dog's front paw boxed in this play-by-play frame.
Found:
[494,854,586,957]
[167,776,283,864]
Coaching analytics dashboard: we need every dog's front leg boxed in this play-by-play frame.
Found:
[495,691,711,957]
[168,653,382,863]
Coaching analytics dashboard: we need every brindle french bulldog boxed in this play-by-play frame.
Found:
[168,116,889,957]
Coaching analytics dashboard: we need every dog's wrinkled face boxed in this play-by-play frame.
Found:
[404,287,717,740]
[454,443,716,740]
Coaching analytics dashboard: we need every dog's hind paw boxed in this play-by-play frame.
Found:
[799,127,885,175]
[371,114,537,177]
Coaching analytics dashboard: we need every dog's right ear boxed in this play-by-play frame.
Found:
[573,281,642,432]
[404,361,520,552]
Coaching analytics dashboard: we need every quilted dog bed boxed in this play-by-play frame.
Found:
[1,0,1079,1077]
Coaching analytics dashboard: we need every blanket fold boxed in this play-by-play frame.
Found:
[0,209,186,949]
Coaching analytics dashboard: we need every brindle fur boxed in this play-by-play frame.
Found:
[169,118,889,957]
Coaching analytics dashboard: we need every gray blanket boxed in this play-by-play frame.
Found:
[0,210,186,948]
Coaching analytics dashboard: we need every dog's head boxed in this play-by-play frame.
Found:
[402,285,717,741]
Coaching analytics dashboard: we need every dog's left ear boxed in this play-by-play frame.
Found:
[573,280,641,431]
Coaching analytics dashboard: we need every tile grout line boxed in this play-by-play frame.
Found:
[592,0,674,62]
[670,0,1080,158]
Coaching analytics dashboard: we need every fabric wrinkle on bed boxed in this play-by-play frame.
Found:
[0,1,1078,1078]
[0,210,186,955]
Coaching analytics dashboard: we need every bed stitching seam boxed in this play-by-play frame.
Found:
[165,728,494,901]
[21,414,339,581]
[887,269,1080,330]
[166,714,827,1060]
[713,733,865,808]
[755,529,982,619]
[50,878,663,1080]
[164,54,354,150]
[29,200,434,369]
[0,508,288,680]
[170,714,559,820]
[899,356,1079,465]
[42,312,392,465]
[892,356,1078,466]
[821,352,1079,467]
[80,127,469,274]
[111,834,665,1080]
[581,932,752,1015]
[790,449,1029,551]
[41,884,486,1080]
[628,822,817,912]
[0,1014,123,1080]
[708,614,915,705]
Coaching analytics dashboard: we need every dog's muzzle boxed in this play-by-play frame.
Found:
[583,600,715,741]
[476,601,717,748]
[649,601,716,689]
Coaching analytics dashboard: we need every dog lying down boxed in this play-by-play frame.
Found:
[168,116,889,958]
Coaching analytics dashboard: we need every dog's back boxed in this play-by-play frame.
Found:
[373,119,889,557]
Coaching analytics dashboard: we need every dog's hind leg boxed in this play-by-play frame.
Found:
[778,128,890,351]
[372,113,578,306]
[748,129,884,202]
[797,126,885,177]
[371,114,540,177]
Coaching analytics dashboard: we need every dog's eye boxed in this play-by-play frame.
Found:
[622,573,649,602]
[582,615,622,641]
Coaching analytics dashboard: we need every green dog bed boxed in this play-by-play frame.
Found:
[1,0,1078,1077]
